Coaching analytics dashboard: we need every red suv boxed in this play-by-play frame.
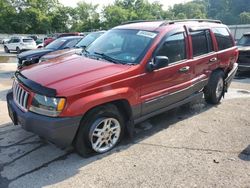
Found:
[7,19,238,157]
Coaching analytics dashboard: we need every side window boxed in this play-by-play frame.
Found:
[156,32,186,64]
[212,27,234,51]
[13,39,20,43]
[190,30,213,57]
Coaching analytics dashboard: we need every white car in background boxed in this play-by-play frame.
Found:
[4,37,37,53]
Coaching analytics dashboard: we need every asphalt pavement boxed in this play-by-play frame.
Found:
[0,60,250,187]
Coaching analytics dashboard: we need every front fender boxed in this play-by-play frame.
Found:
[61,87,139,117]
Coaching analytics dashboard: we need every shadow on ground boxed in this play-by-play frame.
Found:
[238,145,250,161]
[234,71,250,82]
[0,97,217,187]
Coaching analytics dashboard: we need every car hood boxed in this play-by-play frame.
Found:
[21,55,132,93]
[41,48,82,60]
[237,46,250,51]
[18,48,54,59]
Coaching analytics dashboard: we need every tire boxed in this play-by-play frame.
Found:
[74,104,124,157]
[16,47,21,54]
[204,70,225,104]
[4,46,9,53]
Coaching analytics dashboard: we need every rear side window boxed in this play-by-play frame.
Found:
[191,30,213,57]
[13,39,20,43]
[212,27,234,50]
[156,32,186,64]
[23,39,34,43]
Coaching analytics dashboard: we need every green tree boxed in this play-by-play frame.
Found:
[70,1,101,32]
[171,1,207,19]
[240,12,250,24]
[0,0,17,33]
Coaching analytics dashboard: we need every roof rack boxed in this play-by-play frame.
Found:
[160,19,222,26]
[121,20,162,25]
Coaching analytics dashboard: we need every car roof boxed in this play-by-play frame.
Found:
[115,21,165,31]
[58,36,84,40]
[114,19,224,32]
[11,36,34,40]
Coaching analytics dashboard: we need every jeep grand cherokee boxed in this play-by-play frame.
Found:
[7,19,238,157]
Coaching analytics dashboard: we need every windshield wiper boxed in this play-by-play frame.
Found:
[93,52,120,64]
[81,47,90,56]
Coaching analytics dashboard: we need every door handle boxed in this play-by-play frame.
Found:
[209,57,217,63]
[179,66,190,73]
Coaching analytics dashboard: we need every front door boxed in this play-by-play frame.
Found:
[140,31,193,116]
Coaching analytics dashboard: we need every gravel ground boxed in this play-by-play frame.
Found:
[0,63,250,188]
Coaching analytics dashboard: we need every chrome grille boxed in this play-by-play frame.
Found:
[13,80,29,111]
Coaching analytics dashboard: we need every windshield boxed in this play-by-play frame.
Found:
[76,32,103,48]
[45,38,66,49]
[86,29,157,64]
[238,35,250,46]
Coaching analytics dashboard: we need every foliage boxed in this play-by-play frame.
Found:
[0,0,249,34]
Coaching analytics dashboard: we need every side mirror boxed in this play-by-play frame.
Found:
[147,56,169,72]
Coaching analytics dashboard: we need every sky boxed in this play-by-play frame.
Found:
[59,0,192,10]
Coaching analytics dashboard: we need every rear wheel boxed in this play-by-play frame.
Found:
[74,104,124,157]
[204,70,225,104]
[4,46,9,53]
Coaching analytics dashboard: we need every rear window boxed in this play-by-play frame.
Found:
[23,39,34,43]
[212,27,234,50]
[63,38,81,48]
[191,30,213,57]
[45,38,66,49]
[238,35,250,46]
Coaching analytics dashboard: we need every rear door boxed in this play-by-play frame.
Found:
[187,29,217,84]
[211,27,237,70]
[140,29,193,116]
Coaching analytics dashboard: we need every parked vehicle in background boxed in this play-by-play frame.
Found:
[17,36,83,67]
[7,19,238,157]
[0,38,10,44]
[36,38,44,48]
[40,31,105,62]
[28,35,38,41]
[237,32,250,72]
[44,32,81,47]
[4,37,36,53]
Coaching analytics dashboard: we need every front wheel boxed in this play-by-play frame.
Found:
[16,47,21,54]
[74,104,124,157]
[204,70,225,104]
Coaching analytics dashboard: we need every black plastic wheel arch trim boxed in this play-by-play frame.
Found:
[15,71,57,97]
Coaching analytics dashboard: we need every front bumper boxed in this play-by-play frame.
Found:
[6,91,82,148]
[225,63,238,91]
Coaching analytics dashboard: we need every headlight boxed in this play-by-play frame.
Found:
[26,57,33,62]
[29,94,66,117]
